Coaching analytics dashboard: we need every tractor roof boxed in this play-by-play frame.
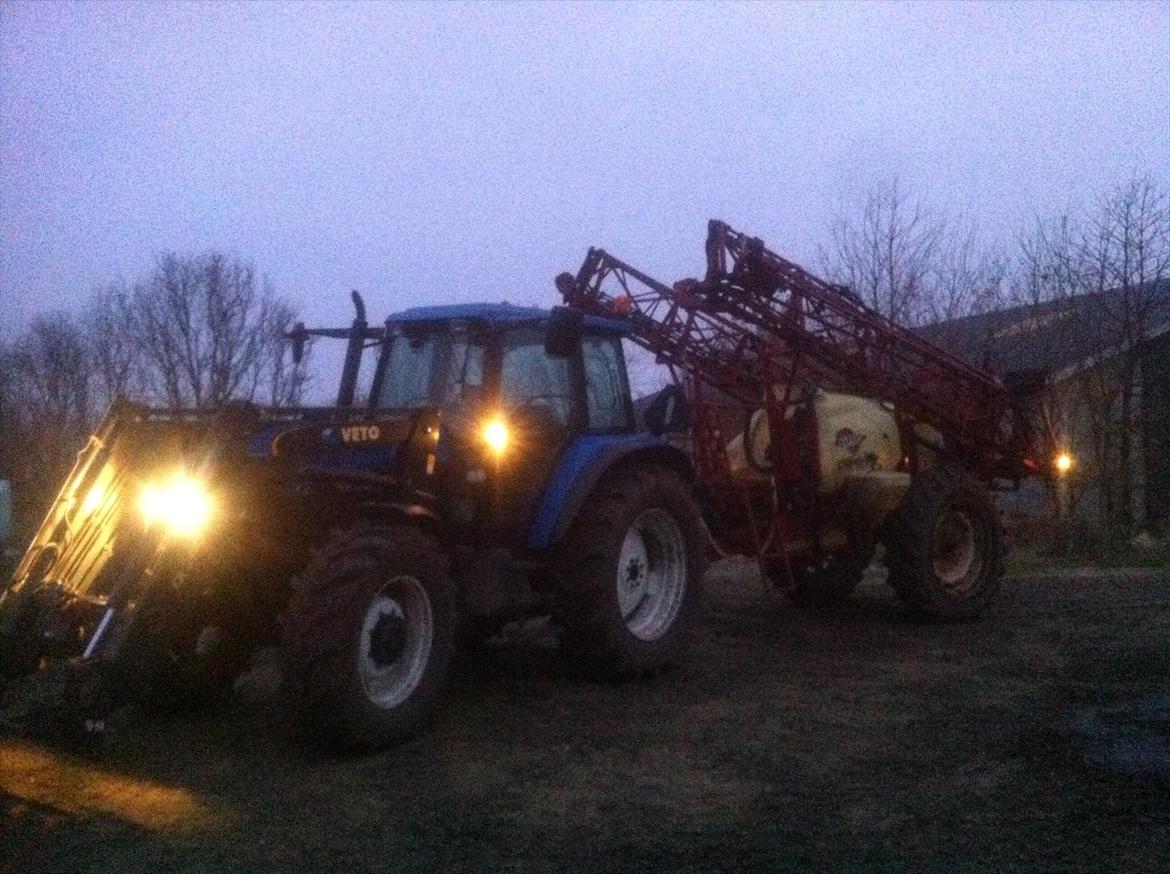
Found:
[386,303,629,334]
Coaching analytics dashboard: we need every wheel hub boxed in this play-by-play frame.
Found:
[368,611,407,667]
[615,508,687,642]
[932,508,981,589]
[358,579,434,710]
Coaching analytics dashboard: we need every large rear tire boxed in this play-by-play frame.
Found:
[554,465,706,678]
[884,468,1003,620]
[281,523,454,752]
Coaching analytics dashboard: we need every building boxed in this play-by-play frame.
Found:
[918,280,1170,530]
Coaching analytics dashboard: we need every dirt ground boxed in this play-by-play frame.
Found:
[2,563,1167,873]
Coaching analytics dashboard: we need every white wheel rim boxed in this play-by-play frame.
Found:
[616,508,687,641]
[358,575,433,709]
[931,509,983,591]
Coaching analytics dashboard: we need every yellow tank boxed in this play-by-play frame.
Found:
[725,388,913,523]
[813,391,901,493]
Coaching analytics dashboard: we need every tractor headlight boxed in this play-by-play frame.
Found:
[482,418,509,455]
[139,473,215,538]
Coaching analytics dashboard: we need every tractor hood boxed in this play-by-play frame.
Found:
[245,407,442,477]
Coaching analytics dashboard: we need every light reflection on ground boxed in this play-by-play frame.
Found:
[0,739,227,832]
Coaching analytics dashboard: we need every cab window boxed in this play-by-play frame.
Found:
[378,333,444,408]
[500,332,573,427]
[444,337,485,406]
[583,335,633,431]
[376,329,485,409]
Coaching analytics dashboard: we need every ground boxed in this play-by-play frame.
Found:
[1,563,1167,873]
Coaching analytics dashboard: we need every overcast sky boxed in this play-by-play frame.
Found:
[2,1,1168,342]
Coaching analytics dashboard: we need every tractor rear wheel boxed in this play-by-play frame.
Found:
[554,465,706,678]
[884,467,1003,620]
[281,523,453,752]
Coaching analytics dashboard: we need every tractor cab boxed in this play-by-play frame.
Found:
[289,295,681,552]
[375,303,633,423]
[369,303,638,547]
[292,295,636,435]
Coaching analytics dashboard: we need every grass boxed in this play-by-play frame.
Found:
[1006,536,1170,575]
[2,564,1168,873]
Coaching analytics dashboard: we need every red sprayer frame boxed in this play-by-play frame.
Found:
[560,220,1047,481]
[557,220,1052,562]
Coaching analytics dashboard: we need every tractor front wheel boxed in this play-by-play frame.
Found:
[281,523,454,752]
[884,468,1003,620]
[0,584,45,680]
[554,465,706,678]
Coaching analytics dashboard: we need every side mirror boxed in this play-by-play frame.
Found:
[643,384,690,436]
[554,272,576,299]
[545,306,583,357]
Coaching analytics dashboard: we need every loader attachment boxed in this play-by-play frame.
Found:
[1,401,242,679]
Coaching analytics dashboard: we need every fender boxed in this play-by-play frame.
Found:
[526,434,693,550]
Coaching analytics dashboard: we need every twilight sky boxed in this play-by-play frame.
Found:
[2,1,1168,342]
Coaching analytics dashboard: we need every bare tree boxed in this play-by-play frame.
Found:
[111,251,309,408]
[3,314,93,434]
[821,178,1010,326]
[0,314,95,541]
[1015,213,1081,307]
[87,281,143,410]
[3,252,310,541]
[820,178,946,325]
[1076,177,1169,528]
[925,217,1010,323]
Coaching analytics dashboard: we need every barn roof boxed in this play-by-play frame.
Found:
[917,280,1170,379]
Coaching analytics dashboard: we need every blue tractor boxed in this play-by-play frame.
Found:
[0,293,705,750]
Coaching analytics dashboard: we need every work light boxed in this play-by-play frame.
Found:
[482,418,509,455]
[139,473,215,538]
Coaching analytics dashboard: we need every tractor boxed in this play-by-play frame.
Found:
[0,294,706,750]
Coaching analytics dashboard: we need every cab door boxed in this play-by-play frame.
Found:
[489,326,583,543]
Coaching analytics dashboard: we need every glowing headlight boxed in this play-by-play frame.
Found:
[1055,452,1074,475]
[483,419,509,455]
[139,473,214,538]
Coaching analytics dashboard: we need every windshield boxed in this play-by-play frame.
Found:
[376,328,484,409]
